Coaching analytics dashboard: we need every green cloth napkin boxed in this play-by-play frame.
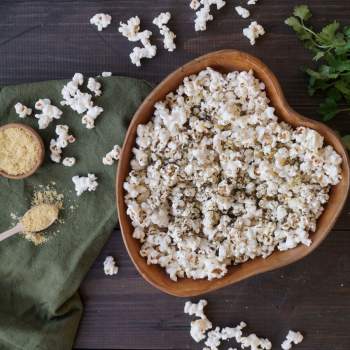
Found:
[0,76,155,350]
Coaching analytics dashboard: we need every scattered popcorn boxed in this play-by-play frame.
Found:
[243,21,265,45]
[221,322,246,342]
[90,13,112,31]
[103,256,118,275]
[61,73,104,128]
[184,300,208,319]
[103,145,122,165]
[35,99,62,129]
[247,0,257,4]
[50,125,75,163]
[62,157,76,167]
[102,72,112,77]
[241,333,272,350]
[125,68,342,282]
[72,174,98,196]
[190,318,212,342]
[236,6,250,18]
[87,77,101,97]
[153,13,176,52]
[281,331,303,350]
[119,16,157,66]
[190,0,201,10]
[195,5,213,31]
[153,12,171,28]
[14,102,32,118]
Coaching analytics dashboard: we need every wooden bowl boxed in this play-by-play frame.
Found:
[0,123,45,179]
[116,50,350,297]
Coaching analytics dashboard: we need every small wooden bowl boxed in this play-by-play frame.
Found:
[0,123,45,179]
[116,50,350,297]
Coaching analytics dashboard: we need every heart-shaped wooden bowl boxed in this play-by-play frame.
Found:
[0,123,45,179]
[117,50,350,297]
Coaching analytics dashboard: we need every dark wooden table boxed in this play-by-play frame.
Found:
[1,1,350,349]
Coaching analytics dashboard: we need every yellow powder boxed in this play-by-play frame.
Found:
[0,127,39,175]
[21,204,58,231]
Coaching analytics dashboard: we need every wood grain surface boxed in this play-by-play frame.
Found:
[1,0,349,349]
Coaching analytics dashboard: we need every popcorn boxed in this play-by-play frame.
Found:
[124,68,342,282]
[236,6,250,18]
[35,99,62,129]
[87,77,101,97]
[190,0,201,10]
[14,102,32,118]
[103,256,118,275]
[190,318,212,342]
[90,13,111,31]
[119,16,143,41]
[160,25,176,52]
[241,333,272,350]
[103,145,122,165]
[201,0,226,10]
[281,331,303,350]
[195,5,213,31]
[130,45,157,67]
[243,21,265,45]
[102,72,112,77]
[184,300,208,319]
[205,327,222,350]
[72,173,98,196]
[153,12,171,28]
[62,157,76,167]
[50,125,75,163]
[61,73,104,128]
[221,322,246,342]
[247,0,257,4]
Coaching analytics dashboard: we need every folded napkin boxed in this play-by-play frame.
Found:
[0,76,155,350]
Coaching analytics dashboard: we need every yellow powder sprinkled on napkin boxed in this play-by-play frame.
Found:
[21,204,58,232]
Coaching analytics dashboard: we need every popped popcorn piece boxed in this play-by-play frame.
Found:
[281,331,303,350]
[247,0,257,4]
[221,322,246,342]
[190,318,212,342]
[62,157,76,167]
[102,72,112,77]
[243,21,265,45]
[205,327,222,350]
[130,44,157,67]
[200,0,226,10]
[236,6,250,18]
[119,16,149,42]
[241,333,272,350]
[34,99,62,129]
[90,13,112,31]
[190,0,201,10]
[195,5,213,31]
[160,25,176,52]
[153,12,171,28]
[124,68,342,282]
[50,125,75,163]
[82,106,104,129]
[72,173,98,196]
[87,77,101,97]
[14,102,32,118]
[184,300,208,319]
[103,256,118,275]
[103,145,122,165]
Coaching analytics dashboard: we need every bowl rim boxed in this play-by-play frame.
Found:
[116,49,350,297]
[0,123,45,180]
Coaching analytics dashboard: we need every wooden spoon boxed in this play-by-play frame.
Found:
[0,204,58,242]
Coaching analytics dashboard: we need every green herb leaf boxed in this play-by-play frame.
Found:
[308,77,332,96]
[328,56,350,72]
[341,135,350,150]
[318,65,339,79]
[317,97,340,121]
[344,25,350,37]
[327,87,343,102]
[335,80,350,97]
[313,51,325,61]
[285,17,303,32]
[318,22,340,44]
[293,5,312,21]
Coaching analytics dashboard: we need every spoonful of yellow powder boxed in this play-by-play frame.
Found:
[0,204,58,242]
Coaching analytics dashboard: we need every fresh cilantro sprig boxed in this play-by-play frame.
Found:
[335,130,350,150]
[285,5,350,128]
